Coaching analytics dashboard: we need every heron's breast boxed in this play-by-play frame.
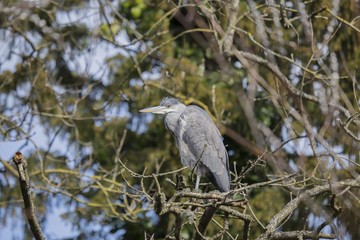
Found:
[177,141,192,165]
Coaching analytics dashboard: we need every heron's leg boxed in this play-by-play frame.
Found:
[195,175,201,191]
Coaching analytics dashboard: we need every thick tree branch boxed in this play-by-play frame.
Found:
[12,152,45,240]
[223,0,240,53]
[194,206,217,240]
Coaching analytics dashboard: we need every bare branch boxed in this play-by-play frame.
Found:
[267,230,336,240]
[257,179,360,240]
[12,152,45,240]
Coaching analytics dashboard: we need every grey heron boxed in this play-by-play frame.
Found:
[140,97,230,192]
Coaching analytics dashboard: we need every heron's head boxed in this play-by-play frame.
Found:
[139,97,183,115]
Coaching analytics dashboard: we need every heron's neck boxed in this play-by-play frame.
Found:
[164,104,186,135]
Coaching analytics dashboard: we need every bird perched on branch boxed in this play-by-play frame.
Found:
[140,97,230,192]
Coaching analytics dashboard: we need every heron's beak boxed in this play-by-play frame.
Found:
[139,106,168,114]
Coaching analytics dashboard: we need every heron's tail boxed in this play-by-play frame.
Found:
[206,170,230,192]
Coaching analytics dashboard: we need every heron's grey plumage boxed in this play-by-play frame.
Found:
[140,97,230,192]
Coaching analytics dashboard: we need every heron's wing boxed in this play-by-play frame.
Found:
[178,105,230,191]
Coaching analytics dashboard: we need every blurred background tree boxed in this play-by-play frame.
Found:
[0,0,359,239]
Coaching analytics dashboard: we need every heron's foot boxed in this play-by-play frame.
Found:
[192,188,202,194]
